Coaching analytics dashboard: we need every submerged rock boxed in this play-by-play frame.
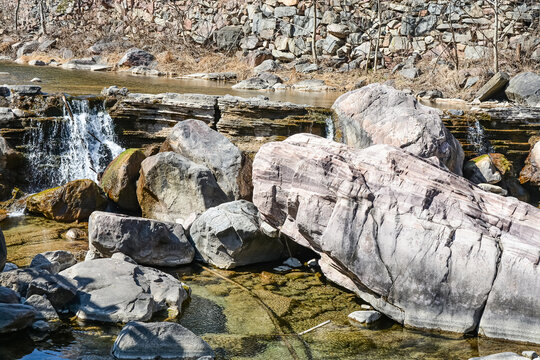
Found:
[111,321,215,360]
[137,152,228,223]
[0,304,36,334]
[332,83,464,175]
[100,148,146,212]
[88,211,195,267]
[26,179,108,222]
[190,200,284,269]
[29,250,76,274]
[59,258,190,323]
[252,133,540,344]
[162,119,250,200]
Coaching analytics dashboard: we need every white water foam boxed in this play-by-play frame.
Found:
[25,98,124,191]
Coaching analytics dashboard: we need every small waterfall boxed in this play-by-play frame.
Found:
[25,98,124,191]
[466,120,493,155]
[325,117,335,140]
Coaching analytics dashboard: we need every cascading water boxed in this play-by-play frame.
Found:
[325,116,335,140]
[24,98,124,191]
[466,119,493,155]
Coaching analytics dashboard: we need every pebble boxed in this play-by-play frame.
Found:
[348,310,382,327]
[30,78,42,83]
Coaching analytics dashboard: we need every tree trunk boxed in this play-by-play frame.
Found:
[15,0,21,31]
[40,0,47,35]
[493,0,499,72]
[373,0,382,72]
[312,0,318,65]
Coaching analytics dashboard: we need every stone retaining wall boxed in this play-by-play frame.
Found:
[0,0,538,68]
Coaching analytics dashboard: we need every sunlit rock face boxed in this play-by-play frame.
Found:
[253,134,540,344]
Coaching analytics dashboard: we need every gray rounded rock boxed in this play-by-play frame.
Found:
[190,200,284,269]
[88,211,195,267]
[111,321,215,360]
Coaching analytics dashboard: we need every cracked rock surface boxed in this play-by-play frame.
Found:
[252,133,540,344]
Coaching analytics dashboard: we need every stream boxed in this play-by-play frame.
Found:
[1,63,539,360]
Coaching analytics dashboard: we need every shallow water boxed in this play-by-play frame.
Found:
[0,62,340,107]
[2,223,539,360]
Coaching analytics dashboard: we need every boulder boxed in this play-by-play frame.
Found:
[505,72,540,107]
[0,304,36,333]
[0,286,19,304]
[161,119,248,200]
[215,26,243,50]
[88,211,195,267]
[0,268,77,308]
[252,134,540,344]
[292,79,334,92]
[190,200,284,269]
[520,139,540,186]
[26,179,108,222]
[464,154,502,184]
[111,321,215,360]
[100,148,146,212]
[118,48,155,67]
[0,229,5,272]
[23,294,59,321]
[59,258,190,323]
[137,152,228,223]
[254,59,280,74]
[332,83,464,175]
[476,72,510,101]
[232,77,272,90]
[29,250,77,274]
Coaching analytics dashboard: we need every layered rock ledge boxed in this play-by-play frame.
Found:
[252,133,540,344]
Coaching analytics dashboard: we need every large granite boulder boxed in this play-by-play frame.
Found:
[0,230,5,272]
[332,83,464,175]
[0,304,36,334]
[23,294,60,321]
[59,258,190,323]
[137,152,228,223]
[100,148,146,213]
[26,179,108,222]
[111,321,215,360]
[252,134,540,344]
[190,200,284,269]
[162,119,251,200]
[505,72,540,107]
[88,211,195,267]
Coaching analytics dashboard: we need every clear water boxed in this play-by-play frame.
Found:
[0,62,340,108]
[24,98,123,191]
